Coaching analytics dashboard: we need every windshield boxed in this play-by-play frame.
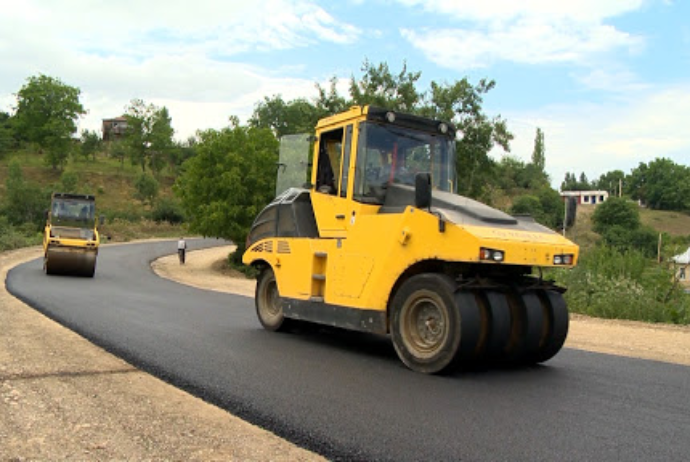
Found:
[353,122,456,205]
[51,198,95,227]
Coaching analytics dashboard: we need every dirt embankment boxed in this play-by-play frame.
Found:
[0,246,323,461]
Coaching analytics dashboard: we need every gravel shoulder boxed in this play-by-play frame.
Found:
[3,243,690,459]
[1,245,323,461]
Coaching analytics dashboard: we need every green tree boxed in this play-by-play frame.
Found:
[510,195,543,217]
[531,127,545,172]
[423,78,512,198]
[175,121,278,263]
[628,158,690,210]
[348,60,422,112]
[59,170,79,193]
[0,111,16,157]
[2,159,49,228]
[524,127,549,189]
[592,197,641,235]
[594,169,626,197]
[250,96,323,138]
[108,139,128,167]
[124,99,175,173]
[13,74,86,169]
[149,107,175,174]
[561,171,592,191]
[79,129,102,161]
[510,187,564,229]
[134,172,160,205]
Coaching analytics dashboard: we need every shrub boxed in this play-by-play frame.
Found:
[59,170,79,193]
[151,197,186,224]
[554,245,690,324]
[134,172,159,205]
[592,197,640,234]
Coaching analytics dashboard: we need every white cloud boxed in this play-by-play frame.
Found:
[396,0,644,22]
[402,20,641,69]
[494,86,690,187]
[398,0,644,69]
[0,0,360,139]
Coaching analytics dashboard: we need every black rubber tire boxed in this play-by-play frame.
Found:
[527,290,569,364]
[479,291,512,360]
[501,287,544,363]
[255,267,291,332]
[390,274,481,374]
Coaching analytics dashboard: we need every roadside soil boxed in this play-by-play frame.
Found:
[3,243,690,460]
[1,245,323,461]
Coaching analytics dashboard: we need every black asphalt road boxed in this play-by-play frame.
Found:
[7,239,690,461]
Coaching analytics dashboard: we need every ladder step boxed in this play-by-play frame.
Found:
[314,251,327,258]
[312,274,326,281]
[309,296,324,303]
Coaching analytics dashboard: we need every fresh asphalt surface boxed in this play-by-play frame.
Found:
[7,239,690,461]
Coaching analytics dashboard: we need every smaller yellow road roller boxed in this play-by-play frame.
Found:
[43,192,101,277]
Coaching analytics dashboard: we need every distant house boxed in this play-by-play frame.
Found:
[671,248,690,293]
[102,116,128,141]
[560,190,609,206]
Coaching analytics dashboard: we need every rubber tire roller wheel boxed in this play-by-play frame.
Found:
[255,267,292,332]
[390,273,481,374]
[524,290,569,364]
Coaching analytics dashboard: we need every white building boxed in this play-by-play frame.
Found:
[560,190,609,205]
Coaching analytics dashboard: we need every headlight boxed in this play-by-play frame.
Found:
[386,111,396,123]
[439,122,448,134]
[480,247,505,263]
[553,254,575,266]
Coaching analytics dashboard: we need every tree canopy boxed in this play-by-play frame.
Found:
[13,74,86,169]
[175,121,278,261]
[123,99,175,173]
[250,60,513,200]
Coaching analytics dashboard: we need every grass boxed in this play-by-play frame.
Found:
[0,149,178,220]
[639,208,690,237]
[0,148,184,244]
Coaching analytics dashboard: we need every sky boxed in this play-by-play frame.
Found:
[1,0,688,188]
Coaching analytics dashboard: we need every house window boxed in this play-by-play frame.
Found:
[600,195,605,202]
[680,267,686,281]
[583,196,590,203]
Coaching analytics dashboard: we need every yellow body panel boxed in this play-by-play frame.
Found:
[244,204,579,313]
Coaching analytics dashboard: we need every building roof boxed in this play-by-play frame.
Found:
[560,190,608,196]
[672,247,690,265]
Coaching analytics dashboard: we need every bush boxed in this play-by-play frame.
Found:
[151,197,186,224]
[59,170,79,193]
[0,216,42,251]
[134,172,159,205]
[592,197,640,234]
[601,225,659,258]
[554,245,690,324]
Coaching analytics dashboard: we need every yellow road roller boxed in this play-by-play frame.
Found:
[243,106,579,374]
[43,192,100,277]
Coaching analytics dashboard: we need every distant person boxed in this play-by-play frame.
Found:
[178,237,187,265]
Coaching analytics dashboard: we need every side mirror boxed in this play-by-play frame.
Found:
[99,215,106,226]
[415,173,432,210]
[44,209,50,220]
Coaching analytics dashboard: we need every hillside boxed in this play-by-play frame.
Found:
[3,149,690,244]
[0,150,183,242]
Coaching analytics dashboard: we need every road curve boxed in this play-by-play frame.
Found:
[7,239,690,461]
